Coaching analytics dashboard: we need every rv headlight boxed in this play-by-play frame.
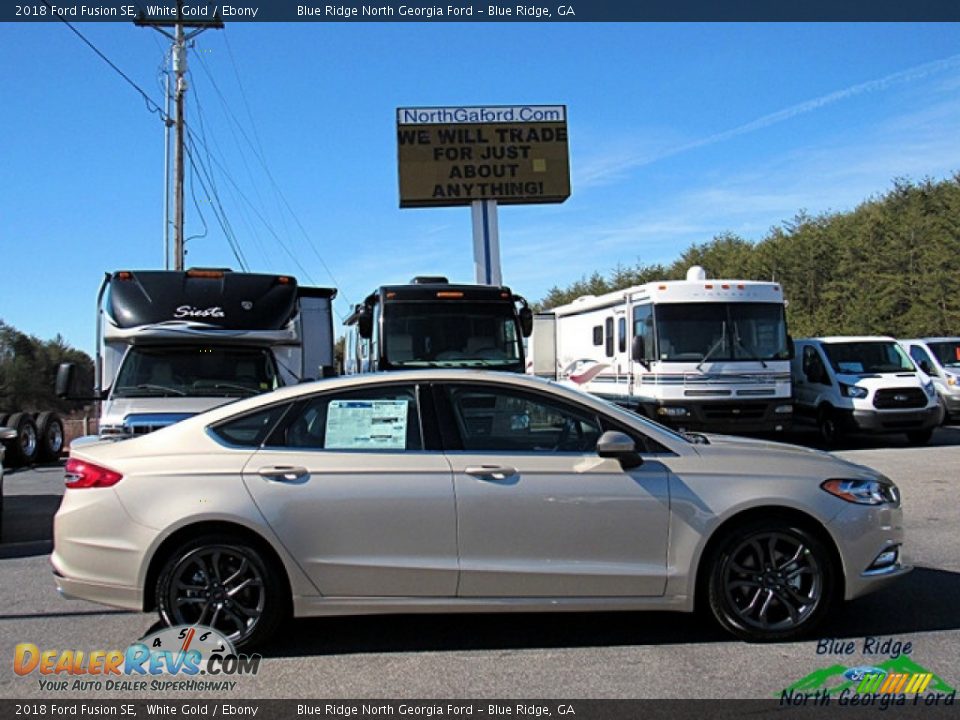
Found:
[821,477,899,506]
[840,383,868,399]
[922,380,936,399]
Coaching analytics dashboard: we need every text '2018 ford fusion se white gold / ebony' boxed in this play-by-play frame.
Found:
[52,370,908,648]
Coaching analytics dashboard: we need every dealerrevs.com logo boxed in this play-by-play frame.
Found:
[14,625,261,692]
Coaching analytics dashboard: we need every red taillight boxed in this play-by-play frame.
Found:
[64,458,123,489]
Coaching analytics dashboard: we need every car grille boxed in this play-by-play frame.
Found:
[873,388,927,409]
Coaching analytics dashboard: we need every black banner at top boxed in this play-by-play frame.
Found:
[8,0,960,22]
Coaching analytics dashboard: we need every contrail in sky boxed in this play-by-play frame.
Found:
[579,53,960,186]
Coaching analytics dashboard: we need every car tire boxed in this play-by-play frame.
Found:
[35,412,65,462]
[706,519,837,642]
[906,428,933,445]
[156,534,288,651]
[6,413,39,467]
[816,406,841,447]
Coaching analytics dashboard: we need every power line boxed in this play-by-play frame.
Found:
[41,2,168,122]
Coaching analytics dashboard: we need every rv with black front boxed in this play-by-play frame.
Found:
[343,276,533,374]
[58,268,336,439]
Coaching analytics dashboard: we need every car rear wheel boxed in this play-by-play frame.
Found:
[707,521,836,642]
[156,535,287,650]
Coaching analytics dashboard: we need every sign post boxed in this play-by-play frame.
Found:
[397,105,570,285]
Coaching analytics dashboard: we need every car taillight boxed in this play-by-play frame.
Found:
[64,458,123,489]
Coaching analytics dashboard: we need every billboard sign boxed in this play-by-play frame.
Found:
[397,105,570,208]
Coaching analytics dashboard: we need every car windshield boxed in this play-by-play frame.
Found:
[655,302,789,362]
[113,346,280,398]
[927,341,960,369]
[821,342,915,375]
[383,302,523,370]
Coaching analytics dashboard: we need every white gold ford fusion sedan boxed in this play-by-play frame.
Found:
[53,370,908,648]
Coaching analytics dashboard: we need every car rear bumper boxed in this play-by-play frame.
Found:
[52,567,143,610]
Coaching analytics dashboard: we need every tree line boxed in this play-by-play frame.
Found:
[536,174,960,338]
[0,321,93,414]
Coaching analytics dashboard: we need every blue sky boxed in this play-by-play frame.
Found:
[2,22,959,353]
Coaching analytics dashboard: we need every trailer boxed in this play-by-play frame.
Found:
[58,268,336,439]
[343,276,533,374]
[532,266,794,434]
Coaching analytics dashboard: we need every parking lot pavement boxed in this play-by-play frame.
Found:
[1,427,959,699]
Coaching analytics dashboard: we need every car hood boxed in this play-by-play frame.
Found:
[689,433,881,481]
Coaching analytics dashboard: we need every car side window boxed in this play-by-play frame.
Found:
[209,403,291,447]
[444,385,601,453]
[268,385,423,451]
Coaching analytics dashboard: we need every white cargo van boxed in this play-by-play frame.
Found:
[899,337,960,421]
[792,336,942,445]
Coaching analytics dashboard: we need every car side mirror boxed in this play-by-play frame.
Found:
[596,430,643,470]
[918,360,933,375]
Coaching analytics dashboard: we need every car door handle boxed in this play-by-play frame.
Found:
[465,465,517,481]
[258,466,310,482]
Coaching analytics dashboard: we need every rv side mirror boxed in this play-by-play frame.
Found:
[357,308,373,340]
[631,336,647,365]
[596,430,643,470]
[56,363,76,399]
[518,306,533,338]
[786,334,795,360]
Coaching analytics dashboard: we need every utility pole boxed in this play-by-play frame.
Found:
[136,1,223,271]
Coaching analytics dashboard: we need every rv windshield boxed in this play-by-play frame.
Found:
[821,342,914,375]
[927,341,960,369]
[113,346,280,398]
[654,302,789,363]
[383,302,523,370]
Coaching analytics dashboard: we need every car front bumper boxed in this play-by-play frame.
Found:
[833,501,911,601]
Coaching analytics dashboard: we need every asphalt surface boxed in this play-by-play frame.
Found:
[1,425,959,700]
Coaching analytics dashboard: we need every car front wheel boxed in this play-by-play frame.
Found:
[706,521,836,642]
[156,535,287,650]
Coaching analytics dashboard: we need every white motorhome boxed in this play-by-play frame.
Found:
[59,268,336,439]
[531,267,793,434]
[792,336,942,445]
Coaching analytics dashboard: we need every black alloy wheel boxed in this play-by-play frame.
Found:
[156,536,287,650]
[707,522,835,642]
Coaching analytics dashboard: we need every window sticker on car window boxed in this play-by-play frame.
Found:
[325,399,409,450]
[838,361,864,373]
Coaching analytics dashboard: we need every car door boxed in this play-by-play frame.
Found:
[436,382,670,598]
[241,382,458,597]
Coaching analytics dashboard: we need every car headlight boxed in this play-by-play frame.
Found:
[821,477,899,506]
[948,375,958,387]
[840,383,868,399]
[923,380,936,398]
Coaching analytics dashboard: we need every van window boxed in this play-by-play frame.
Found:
[802,346,830,385]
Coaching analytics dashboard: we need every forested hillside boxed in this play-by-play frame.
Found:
[0,322,93,414]
[537,175,960,338]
